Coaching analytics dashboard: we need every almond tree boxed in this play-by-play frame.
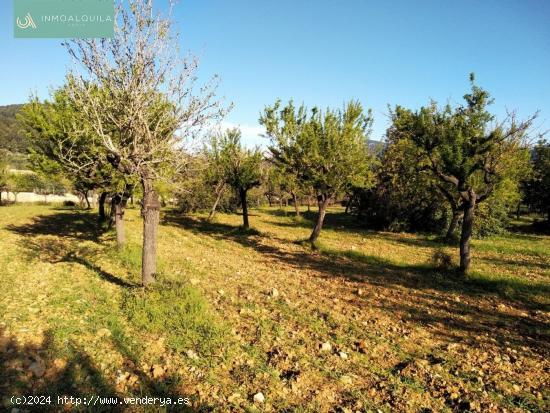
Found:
[261,100,374,244]
[213,128,262,229]
[65,0,225,286]
[18,88,123,227]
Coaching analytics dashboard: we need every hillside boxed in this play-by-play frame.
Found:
[0,104,27,154]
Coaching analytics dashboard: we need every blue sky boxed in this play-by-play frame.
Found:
[1,0,549,145]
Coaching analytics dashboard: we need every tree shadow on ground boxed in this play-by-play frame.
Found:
[0,327,204,412]
[264,208,366,230]
[265,209,449,249]
[163,212,550,357]
[8,229,136,289]
[6,211,106,242]
[481,255,550,271]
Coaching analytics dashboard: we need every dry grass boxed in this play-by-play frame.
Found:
[0,204,548,412]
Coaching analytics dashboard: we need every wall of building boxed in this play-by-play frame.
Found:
[0,191,95,204]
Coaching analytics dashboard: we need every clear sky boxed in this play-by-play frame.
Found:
[1,0,549,145]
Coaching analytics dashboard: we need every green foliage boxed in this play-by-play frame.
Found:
[354,132,449,233]
[18,87,117,197]
[388,76,531,235]
[7,173,42,193]
[212,128,263,194]
[0,104,27,153]
[122,280,226,355]
[0,153,9,193]
[171,154,237,214]
[261,100,375,200]
[522,140,550,221]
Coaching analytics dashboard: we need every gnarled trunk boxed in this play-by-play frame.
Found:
[309,194,330,244]
[345,192,355,214]
[459,193,476,273]
[112,194,126,248]
[446,209,461,240]
[141,178,160,286]
[84,191,91,209]
[291,192,300,217]
[240,187,249,229]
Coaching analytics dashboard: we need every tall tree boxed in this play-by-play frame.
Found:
[401,74,535,272]
[261,100,374,244]
[64,0,225,286]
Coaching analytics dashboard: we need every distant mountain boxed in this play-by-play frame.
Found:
[366,139,385,155]
[0,104,27,154]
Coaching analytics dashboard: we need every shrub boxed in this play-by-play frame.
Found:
[431,249,454,270]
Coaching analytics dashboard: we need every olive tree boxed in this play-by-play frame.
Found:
[64,0,225,286]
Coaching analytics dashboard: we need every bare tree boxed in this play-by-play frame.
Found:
[65,0,226,286]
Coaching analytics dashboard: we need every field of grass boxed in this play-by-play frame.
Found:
[0,204,548,412]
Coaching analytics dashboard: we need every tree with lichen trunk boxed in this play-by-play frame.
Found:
[261,100,375,245]
[401,74,535,273]
[64,0,225,286]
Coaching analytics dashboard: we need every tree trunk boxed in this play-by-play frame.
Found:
[345,193,354,214]
[516,201,521,220]
[309,194,330,244]
[77,193,84,209]
[291,192,300,217]
[240,188,249,229]
[141,178,160,287]
[98,192,108,222]
[307,196,311,212]
[112,194,126,248]
[459,193,476,273]
[84,191,91,209]
[446,209,461,240]
[208,183,224,221]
